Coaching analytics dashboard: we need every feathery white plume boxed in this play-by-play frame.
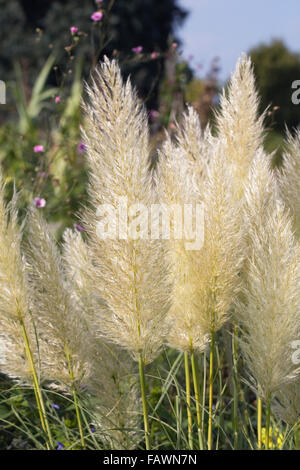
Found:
[81,58,170,364]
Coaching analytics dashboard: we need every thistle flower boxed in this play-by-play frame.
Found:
[215,54,265,198]
[33,145,44,153]
[236,156,300,400]
[278,129,300,238]
[81,57,170,365]
[33,197,46,208]
[91,11,103,22]
[132,46,143,53]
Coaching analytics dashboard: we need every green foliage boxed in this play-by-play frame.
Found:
[250,39,300,131]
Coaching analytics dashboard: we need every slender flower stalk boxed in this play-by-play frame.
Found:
[191,351,204,450]
[139,354,150,450]
[257,397,262,450]
[81,59,170,448]
[265,397,272,450]
[0,181,53,449]
[25,209,93,449]
[215,54,266,450]
[63,229,140,450]
[232,324,239,449]
[157,105,243,450]
[207,332,214,450]
[236,155,300,422]
[184,352,193,449]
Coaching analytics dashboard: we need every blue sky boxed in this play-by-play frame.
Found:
[177,0,300,82]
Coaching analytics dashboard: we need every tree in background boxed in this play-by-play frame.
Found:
[0,0,187,109]
[249,39,300,132]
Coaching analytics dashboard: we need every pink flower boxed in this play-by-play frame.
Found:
[33,197,46,208]
[70,26,78,34]
[74,223,85,231]
[91,11,103,22]
[151,52,159,59]
[77,142,86,153]
[34,145,44,153]
[149,109,159,120]
[55,96,61,103]
[132,46,143,53]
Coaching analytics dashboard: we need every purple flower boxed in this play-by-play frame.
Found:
[90,426,95,433]
[70,26,78,34]
[151,52,159,59]
[57,441,64,450]
[33,197,46,208]
[55,96,61,103]
[77,142,86,153]
[91,11,103,22]
[74,223,85,232]
[33,145,44,153]
[51,403,60,410]
[149,109,159,120]
[132,46,143,53]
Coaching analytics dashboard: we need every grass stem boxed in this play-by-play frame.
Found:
[65,345,86,449]
[139,354,150,450]
[20,318,54,449]
[265,396,272,450]
[257,396,262,450]
[184,352,193,449]
[208,331,214,450]
[191,350,203,450]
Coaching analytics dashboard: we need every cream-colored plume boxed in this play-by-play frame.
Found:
[216,54,265,198]
[278,130,300,238]
[63,228,140,448]
[236,156,300,399]
[273,380,300,426]
[0,180,37,381]
[25,209,91,389]
[81,57,170,364]
[158,108,243,352]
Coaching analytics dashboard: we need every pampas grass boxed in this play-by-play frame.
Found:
[1,54,300,451]
[62,229,140,449]
[278,129,300,238]
[81,57,171,449]
[0,182,54,448]
[236,155,300,448]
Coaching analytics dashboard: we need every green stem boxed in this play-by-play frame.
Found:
[265,395,272,450]
[201,352,207,447]
[20,318,54,449]
[295,421,300,449]
[184,352,193,449]
[65,345,85,449]
[139,354,150,450]
[191,350,203,450]
[232,323,239,449]
[208,330,214,450]
[257,396,262,450]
